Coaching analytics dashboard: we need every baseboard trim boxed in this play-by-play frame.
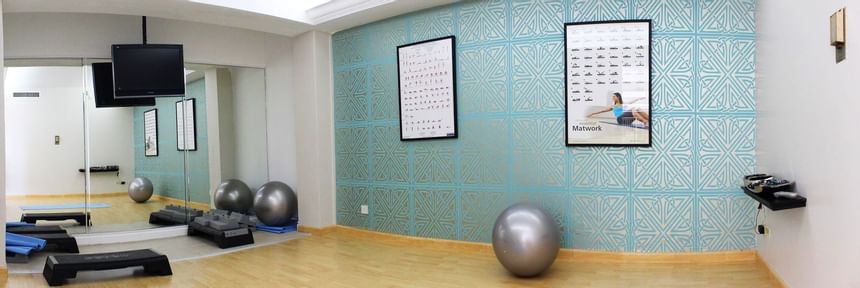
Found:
[756,251,787,288]
[332,225,758,263]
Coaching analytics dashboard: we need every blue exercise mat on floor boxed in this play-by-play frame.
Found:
[6,233,47,250]
[256,223,297,234]
[6,245,37,255]
[19,203,110,210]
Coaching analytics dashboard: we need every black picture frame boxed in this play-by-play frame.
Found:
[396,35,458,141]
[175,98,198,151]
[143,108,159,157]
[564,20,652,147]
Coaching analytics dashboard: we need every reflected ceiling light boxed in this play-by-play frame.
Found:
[187,0,397,25]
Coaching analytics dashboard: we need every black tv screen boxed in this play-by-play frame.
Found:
[111,44,185,97]
[92,62,155,108]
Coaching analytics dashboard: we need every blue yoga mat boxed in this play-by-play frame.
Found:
[6,245,37,255]
[256,223,298,234]
[6,233,47,250]
[19,203,110,210]
[6,222,34,227]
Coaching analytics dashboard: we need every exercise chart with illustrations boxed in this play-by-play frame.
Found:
[397,36,457,141]
[565,20,651,146]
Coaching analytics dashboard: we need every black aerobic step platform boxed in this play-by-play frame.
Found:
[188,222,254,249]
[21,212,91,226]
[7,225,68,234]
[29,233,79,253]
[42,249,172,286]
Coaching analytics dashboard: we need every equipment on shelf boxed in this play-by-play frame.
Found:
[743,173,796,194]
[78,165,120,173]
[149,205,204,225]
[42,249,172,286]
[21,212,91,226]
[253,181,298,227]
[213,179,253,213]
[492,202,560,277]
[188,209,256,248]
[128,176,154,203]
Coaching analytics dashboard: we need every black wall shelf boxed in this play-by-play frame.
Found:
[78,166,120,173]
[742,186,806,211]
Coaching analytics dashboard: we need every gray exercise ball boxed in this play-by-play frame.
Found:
[128,177,154,203]
[213,179,253,213]
[253,181,298,226]
[492,202,560,277]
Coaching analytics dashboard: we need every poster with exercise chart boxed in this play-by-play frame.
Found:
[397,36,458,141]
[565,20,652,146]
[175,98,197,151]
[144,109,158,156]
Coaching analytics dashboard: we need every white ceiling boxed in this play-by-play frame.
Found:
[2,0,458,37]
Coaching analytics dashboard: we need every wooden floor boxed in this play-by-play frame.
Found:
[3,227,781,287]
[6,194,208,227]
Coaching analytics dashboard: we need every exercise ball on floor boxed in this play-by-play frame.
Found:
[128,177,154,203]
[214,179,253,213]
[492,202,560,277]
[253,181,298,226]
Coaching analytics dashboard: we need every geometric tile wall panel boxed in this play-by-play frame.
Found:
[697,115,755,192]
[337,185,369,228]
[511,0,564,39]
[460,119,508,186]
[698,194,756,251]
[415,188,458,240]
[568,0,628,22]
[632,194,694,252]
[371,64,398,120]
[462,190,506,242]
[414,140,457,184]
[333,0,757,252]
[571,193,628,251]
[698,37,755,113]
[334,68,368,123]
[511,41,565,113]
[458,0,507,45]
[458,44,509,114]
[372,125,409,183]
[372,186,411,235]
[335,127,369,181]
[699,0,756,34]
[571,147,630,190]
[633,116,693,192]
[512,117,566,188]
[634,0,694,33]
[411,8,455,42]
[651,35,694,113]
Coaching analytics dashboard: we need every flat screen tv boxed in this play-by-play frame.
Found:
[111,44,185,97]
[92,62,155,108]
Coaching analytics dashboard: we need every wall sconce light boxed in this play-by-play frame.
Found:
[831,7,846,62]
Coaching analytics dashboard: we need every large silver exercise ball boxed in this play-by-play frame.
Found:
[253,181,298,226]
[213,179,253,213]
[492,202,560,277]
[128,177,154,203]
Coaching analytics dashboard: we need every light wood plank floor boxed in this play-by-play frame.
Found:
[4,227,780,287]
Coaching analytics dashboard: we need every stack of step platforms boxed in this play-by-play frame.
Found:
[149,205,205,225]
[188,209,257,248]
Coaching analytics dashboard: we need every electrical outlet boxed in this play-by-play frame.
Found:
[360,205,369,215]
[757,224,770,237]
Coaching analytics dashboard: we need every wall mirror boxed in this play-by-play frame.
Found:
[4,58,269,234]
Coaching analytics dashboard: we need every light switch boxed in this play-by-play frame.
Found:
[54,135,60,145]
[831,8,846,47]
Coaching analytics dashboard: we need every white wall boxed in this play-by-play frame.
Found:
[289,30,335,228]
[756,1,860,287]
[1,1,7,268]
[4,66,134,195]
[264,34,298,194]
[229,67,268,189]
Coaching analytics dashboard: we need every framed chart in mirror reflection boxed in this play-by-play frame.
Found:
[144,108,158,156]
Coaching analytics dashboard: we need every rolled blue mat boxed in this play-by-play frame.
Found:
[6,222,35,227]
[5,245,36,255]
[6,232,47,250]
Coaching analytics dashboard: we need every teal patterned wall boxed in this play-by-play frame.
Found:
[134,78,211,204]
[333,0,756,252]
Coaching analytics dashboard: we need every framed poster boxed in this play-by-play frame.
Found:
[143,109,158,157]
[565,20,652,146]
[175,98,197,151]
[397,35,458,141]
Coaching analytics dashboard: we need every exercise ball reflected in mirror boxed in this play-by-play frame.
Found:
[128,177,154,203]
[213,179,253,213]
[492,202,560,277]
[253,181,298,226]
